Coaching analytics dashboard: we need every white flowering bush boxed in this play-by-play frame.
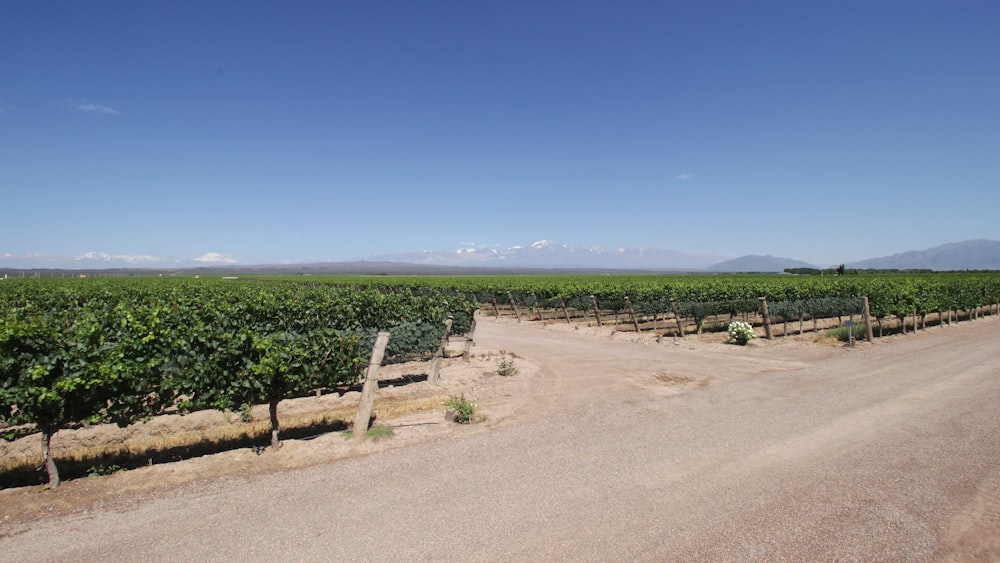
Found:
[728,321,755,345]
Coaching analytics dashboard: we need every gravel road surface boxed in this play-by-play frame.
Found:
[2,317,999,561]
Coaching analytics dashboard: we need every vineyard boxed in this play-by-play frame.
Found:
[311,272,1000,337]
[3,272,1000,488]
[0,278,474,487]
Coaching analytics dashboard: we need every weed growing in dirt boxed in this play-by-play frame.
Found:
[496,352,518,377]
[365,425,395,441]
[827,323,868,343]
[86,463,122,477]
[446,394,476,424]
[342,425,394,441]
[239,403,254,423]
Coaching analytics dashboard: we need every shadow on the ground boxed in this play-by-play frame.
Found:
[0,417,352,490]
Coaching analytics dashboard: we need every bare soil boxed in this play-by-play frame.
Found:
[0,345,528,509]
[2,315,999,560]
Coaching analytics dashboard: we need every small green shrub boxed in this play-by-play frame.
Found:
[446,394,476,424]
[365,425,395,441]
[728,321,755,345]
[496,352,518,377]
[827,323,868,342]
[86,463,122,477]
[239,403,254,423]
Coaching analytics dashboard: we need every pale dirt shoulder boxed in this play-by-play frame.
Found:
[0,315,984,532]
[0,343,540,528]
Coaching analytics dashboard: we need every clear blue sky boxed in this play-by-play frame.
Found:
[2,1,998,268]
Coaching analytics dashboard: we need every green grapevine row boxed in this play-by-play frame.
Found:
[311,273,1000,327]
[0,278,472,487]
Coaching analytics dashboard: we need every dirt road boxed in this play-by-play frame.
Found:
[2,317,999,561]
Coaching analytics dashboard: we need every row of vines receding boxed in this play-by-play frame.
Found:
[316,272,1000,338]
[0,278,474,487]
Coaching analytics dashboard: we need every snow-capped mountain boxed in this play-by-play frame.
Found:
[364,240,724,270]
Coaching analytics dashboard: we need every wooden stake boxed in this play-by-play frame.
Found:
[625,296,641,333]
[757,297,774,340]
[352,332,390,437]
[848,312,855,347]
[862,296,875,342]
[590,295,603,326]
[428,318,453,384]
[670,299,685,338]
[462,312,478,361]
[758,297,773,340]
[507,292,521,323]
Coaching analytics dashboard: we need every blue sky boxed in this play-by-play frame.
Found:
[2,0,998,269]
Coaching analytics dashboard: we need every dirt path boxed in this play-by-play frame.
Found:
[2,317,999,561]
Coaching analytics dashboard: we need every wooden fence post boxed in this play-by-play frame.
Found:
[862,296,875,342]
[758,297,773,340]
[353,332,390,437]
[560,298,572,323]
[848,312,855,347]
[428,318,453,384]
[590,295,603,326]
[531,293,542,321]
[490,295,501,318]
[462,311,478,361]
[507,292,521,323]
[670,299,685,338]
[625,296,641,333]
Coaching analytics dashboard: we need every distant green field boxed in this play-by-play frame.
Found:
[246,272,1000,323]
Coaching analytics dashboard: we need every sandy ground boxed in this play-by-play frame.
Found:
[1,315,999,561]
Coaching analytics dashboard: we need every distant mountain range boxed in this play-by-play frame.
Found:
[845,239,1000,271]
[2,239,998,275]
[366,239,1000,272]
[368,240,724,271]
[706,255,817,273]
